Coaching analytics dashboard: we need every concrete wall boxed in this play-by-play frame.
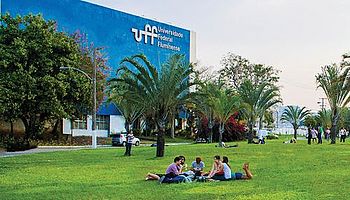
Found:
[62,115,126,137]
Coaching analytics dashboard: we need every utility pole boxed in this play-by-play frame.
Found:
[276,110,279,129]
[91,48,98,149]
[318,98,327,110]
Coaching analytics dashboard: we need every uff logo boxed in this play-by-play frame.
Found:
[131,24,158,45]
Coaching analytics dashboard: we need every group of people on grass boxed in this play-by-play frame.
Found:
[145,155,253,184]
[307,126,325,144]
[307,126,348,144]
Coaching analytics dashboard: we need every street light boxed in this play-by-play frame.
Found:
[60,47,102,149]
[59,65,97,149]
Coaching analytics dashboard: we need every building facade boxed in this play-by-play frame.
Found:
[1,0,196,137]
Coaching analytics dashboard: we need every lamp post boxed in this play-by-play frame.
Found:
[59,66,97,149]
[91,48,98,149]
[60,47,102,149]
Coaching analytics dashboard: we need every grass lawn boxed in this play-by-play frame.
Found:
[139,136,194,144]
[1,137,350,200]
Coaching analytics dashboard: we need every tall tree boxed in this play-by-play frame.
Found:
[238,80,281,143]
[219,53,280,89]
[0,14,93,140]
[316,63,350,144]
[281,106,310,139]
[192,81,218,143]
[110,54,195,157]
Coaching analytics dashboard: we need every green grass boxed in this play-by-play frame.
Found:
[1,138,350,200]
[139,136,194,144]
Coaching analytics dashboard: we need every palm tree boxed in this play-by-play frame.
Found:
[316,64,350,144]
[210,88,240,147]
[107,75,144,133]
[316,109,331,129]
[238,80,281,143]
[109,54,195,157]
[281,106,310,139]
[192,81,218,143]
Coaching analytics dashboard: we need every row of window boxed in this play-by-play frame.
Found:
[72,115,110,130]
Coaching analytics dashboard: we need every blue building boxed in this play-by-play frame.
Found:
[1,0,196,137]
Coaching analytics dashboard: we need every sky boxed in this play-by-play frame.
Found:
[86,0,350,111]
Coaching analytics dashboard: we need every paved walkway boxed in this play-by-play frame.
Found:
[0,143,192,158]
[0,146,87,158]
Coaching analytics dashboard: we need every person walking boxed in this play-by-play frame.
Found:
[124,131,134,156]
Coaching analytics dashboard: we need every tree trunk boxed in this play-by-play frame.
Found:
[21,117,30,140]
[293,126,297,139]
[52,119,60,141]
[330,109,339,144]
[21,115,43,140]
[208,120,213,143]
[10,121,14,138]
[125,120,134,134]
[259,117,263,130]
[170,115,175,139]
[156,119,166,157]
[218,122,224,147]
[247,116,254,144]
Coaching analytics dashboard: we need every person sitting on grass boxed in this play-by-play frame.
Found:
[191,157,205,176]
[205,155,224,178]
[145,156,182,181]
[283,138,297,144]
[207,156,232,181]
[179,155,187,172]
[207,156,254,181]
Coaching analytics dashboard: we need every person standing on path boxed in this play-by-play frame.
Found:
[124,131,134,156]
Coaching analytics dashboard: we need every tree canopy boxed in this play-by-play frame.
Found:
[0,14,100,139]
[219,52,280,89]
[281,106,310,139]
[316,62,350,144]
[108,54,195,157]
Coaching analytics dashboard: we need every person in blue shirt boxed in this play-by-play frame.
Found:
[191,157,205,176]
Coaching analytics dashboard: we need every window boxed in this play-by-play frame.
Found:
[72,116,87,129]
[96,115,110,130]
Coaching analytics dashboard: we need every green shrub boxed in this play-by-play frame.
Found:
[35,136,112,146]
[5,138,37,152]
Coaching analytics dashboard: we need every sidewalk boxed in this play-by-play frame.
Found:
[0,146,86,158]
[0,143,192,158]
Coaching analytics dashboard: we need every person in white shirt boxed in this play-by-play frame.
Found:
[124,131,134,156]
[339,128,347,142]
[311,128,318,143]
[208,156,254,181]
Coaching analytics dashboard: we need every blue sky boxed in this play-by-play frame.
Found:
[86,0,350,111]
